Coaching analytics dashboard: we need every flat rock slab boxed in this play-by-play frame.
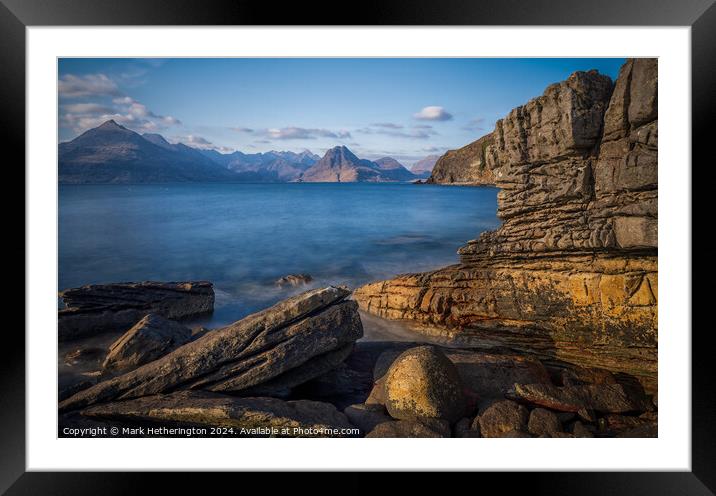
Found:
[239,344,355,398]
[80,390,357,437]
[102,313,193,373]
[508,383,653,414]
[60,286,362,413]
[59,281,214,341]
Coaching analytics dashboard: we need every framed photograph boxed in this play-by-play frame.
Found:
[4,0,710,491]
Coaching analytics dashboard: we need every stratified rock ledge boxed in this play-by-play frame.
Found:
[59,281,215,341]
[355,59,658,393]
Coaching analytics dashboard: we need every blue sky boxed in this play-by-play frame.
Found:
[58,58,625,165]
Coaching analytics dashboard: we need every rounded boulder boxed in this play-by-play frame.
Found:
[383,345,466,423]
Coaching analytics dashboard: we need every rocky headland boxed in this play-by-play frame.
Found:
[58,58,658,438]
[355,59,658,392]
[427,134,496,185]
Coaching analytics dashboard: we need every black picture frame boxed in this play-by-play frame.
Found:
[3,0,710,492]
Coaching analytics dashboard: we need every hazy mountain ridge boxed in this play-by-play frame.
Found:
[59,121,238,184]
[410,155,440,179]
[202,149,320,182]
[59,121,429,184]
[299,146,417,183]
[373,157,420,182]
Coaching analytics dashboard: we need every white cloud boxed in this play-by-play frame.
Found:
[359,150,431,164]
[260,127,351,140]
[229,126,352,141]
[413,106,453,121]
[112,96,134,105]
[175,135,212,146]
[171,135,233,153]
[59,72,181,136]
[62,111,178,134]
[356,126,437,140]
[58,73,122,98]
[371,122,403,129]
[116,97,180,125]
[62,103,116,114]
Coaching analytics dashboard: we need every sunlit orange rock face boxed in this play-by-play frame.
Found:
[355,59,658,392]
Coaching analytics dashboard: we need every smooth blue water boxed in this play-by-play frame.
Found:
[59,183,499,327]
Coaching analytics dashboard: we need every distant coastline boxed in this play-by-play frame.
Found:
[58,120,436,185]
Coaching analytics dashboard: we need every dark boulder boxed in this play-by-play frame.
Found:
[527,408,563,437]
[476,400,529,438]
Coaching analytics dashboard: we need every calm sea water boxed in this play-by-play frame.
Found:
[59,183,499,327]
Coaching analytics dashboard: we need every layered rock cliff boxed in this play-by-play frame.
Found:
[355,59,658,392]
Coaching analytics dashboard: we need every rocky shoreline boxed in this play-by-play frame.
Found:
[58,279,657,438]
[58,58,658,438]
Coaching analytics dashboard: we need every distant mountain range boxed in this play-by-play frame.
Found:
[58,120,428,184]
[199,149,320,182]
[58,120,237,184]
[373,157,419,182]
[410,155,440,179]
